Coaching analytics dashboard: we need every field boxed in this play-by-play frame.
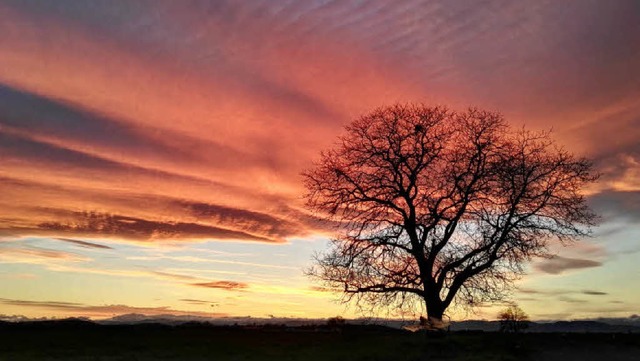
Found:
[1,321,639,361]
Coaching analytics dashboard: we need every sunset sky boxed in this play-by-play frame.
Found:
[1,0,639,321]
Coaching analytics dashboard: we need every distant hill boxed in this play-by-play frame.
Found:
[529,320,640,333]
[2,313,639,333]
[98,313,324,327]
[449,319,640,333]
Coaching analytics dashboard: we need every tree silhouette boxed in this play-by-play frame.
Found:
[303,104,597,327]
[498,304,529,333]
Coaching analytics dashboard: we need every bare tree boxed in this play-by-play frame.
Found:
[303,104,597,327]
[498,304,529,333]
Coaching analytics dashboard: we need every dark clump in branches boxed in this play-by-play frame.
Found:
[303,104,597,327]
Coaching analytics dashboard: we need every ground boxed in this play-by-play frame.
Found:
[1,321,638,360]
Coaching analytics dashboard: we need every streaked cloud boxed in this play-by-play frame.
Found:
[557,296,588,304]
[517,287,609,297]
[0,298,227,319]
[533,256,603,275]
[0,246,89,264]
[582,290,608,296]
[589,190,640,224]
[180,299,219,307]
[53,238,113,250]
[37,211,275,243]
[191,281,249,291]
[1,0,638,247]
[0,0,638,320]
[149,271,200,282]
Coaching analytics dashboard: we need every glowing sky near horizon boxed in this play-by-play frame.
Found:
[1,0,639,321]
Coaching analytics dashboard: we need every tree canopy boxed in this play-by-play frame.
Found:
[303,104,597,324]
[498,304,529,333]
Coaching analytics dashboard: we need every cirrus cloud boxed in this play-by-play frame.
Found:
[533,256,603,275]
[191,280,249,291]
[0,298,227,319]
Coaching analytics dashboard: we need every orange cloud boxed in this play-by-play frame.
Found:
[37,211,275,243]
[1,1,638,249]
[0,175,316,243]
[191,281,249,291]
[0,246,89,264]
[0,1,639,321]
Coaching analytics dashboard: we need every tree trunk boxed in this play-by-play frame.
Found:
[424,297,447,331]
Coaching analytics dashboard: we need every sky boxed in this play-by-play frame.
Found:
[0,0,639,321]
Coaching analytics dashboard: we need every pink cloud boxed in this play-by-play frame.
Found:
[191,280,249,291]
[0,0,638,249]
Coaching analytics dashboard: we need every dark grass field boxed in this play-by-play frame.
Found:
[1,321,639,361]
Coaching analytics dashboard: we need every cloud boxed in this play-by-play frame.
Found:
[0,129,240,197]
[0,174,321,244]
[0,246,256,291]
[0,272,37,280]
[191,280,249,291]
[149,271,199,282]
[180,299,219,307]
[0,248,233,287]
[534,256,603,275]
[54,238,113,250]
[0,298,227,319]
[517,288,543,295]
[308,286,333,293]
[517,287,609,298]
[514,288,612,312]
[0,0,638,249]
[127,254,296,271]
[0,0,639,320]
[0,82,291,178]
[176,200,307,240]
[35,211,275,243]
[557,296,588,304]
[589,189,640,224]
[582,290,608,296]
[0,246,89,264]
[0,298,83,309]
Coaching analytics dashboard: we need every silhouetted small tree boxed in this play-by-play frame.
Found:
[304,104,597,328]
[326,316,346,328]
[498,305,529,333]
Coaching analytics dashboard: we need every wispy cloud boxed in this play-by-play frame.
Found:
[0,246,89,264]
[0,0,639,320]
[589,189,640,224]
[54,238,113,250]
[126,254,298,270]
[1,0,638,247]
[0,298,83,309]
[517,287,610,299]
[0,298,227,319]
[36,211,276,243]
[533,256,603,275]
[582,290,608,296]
[191,281,248,291]
[557,296,588,304]
[149,271,200,282]
[180,299,219,307]
[0,175,317,244]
